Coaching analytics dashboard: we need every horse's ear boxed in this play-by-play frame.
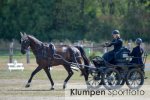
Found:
[20,32,23,37]
[24,32,27,36]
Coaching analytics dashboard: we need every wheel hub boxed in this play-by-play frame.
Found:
[107,76,115,83]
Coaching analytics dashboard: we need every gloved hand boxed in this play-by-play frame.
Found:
[102,42,109,47]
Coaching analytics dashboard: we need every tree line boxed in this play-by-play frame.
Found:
[0,0,149,42]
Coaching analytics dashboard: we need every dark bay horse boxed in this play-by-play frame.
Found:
[20,33,90,90]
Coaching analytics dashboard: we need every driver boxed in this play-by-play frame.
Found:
[102,30,123,64]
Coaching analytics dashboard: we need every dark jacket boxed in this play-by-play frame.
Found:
[107,38,123,52]
[102,37,123,63]
[130,46,144,64]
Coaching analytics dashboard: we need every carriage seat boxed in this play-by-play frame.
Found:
[92,47,131,67]
[114,47,130,64]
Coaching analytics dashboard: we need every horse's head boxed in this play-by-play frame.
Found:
[20,32,30,54]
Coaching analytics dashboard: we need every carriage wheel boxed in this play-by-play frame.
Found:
[126,69,144,89]
[102,68,121,90]
[87,69,103,89]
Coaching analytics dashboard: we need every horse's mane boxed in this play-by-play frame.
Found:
[27,35,42,44]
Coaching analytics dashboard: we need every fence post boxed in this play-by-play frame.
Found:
[9,40,14,63]
[26,47,30,63]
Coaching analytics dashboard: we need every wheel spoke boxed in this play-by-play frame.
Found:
[88,79,94,83]
[133,81,136,86]
[104,79,109,85]
[112,80,115,85]
[135,80,141,85]
[130,81,134,85]
[95,82,98,86]
[92,80,96,84]
[112,72,116,76]
[97,81,100,84]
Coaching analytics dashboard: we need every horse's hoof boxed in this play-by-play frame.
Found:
[50,87,54,90]
[63,82,67,90]
[63,85,66,90]
[25,83,30,88]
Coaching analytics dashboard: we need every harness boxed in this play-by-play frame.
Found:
[35,43,56,61]
[35,43,83,69]
[49,43,56,59]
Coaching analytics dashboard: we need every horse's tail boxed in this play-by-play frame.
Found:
[75,46,90,66]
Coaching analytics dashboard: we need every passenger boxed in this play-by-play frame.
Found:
[102,30,123,64]
[130,38,144,65]
[130,38,147,79]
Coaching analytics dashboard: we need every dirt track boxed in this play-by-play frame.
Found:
[0,78,150,100]
[0,79,68,100]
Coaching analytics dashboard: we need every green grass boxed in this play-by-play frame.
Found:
[0,68,84,82]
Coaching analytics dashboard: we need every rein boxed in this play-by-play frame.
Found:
[53,53,93,69]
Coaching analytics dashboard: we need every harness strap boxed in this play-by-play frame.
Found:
[49,43,56,58]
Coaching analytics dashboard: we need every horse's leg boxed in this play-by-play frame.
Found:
[63,65,74,89]
[78,66,91,89]
[25,66,42,88]
[83,69,90,85]
[77,58,90,87]
[44,67,54,90]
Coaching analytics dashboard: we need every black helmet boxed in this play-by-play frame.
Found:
[135,38,142,45]
[112,30,120,35]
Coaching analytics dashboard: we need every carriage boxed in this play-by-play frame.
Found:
[20,33,147,90]
[87,47,147,90]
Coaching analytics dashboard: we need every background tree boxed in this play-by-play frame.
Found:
[0,0,149,42]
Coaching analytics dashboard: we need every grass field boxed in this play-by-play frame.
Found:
[0,54,150,100]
